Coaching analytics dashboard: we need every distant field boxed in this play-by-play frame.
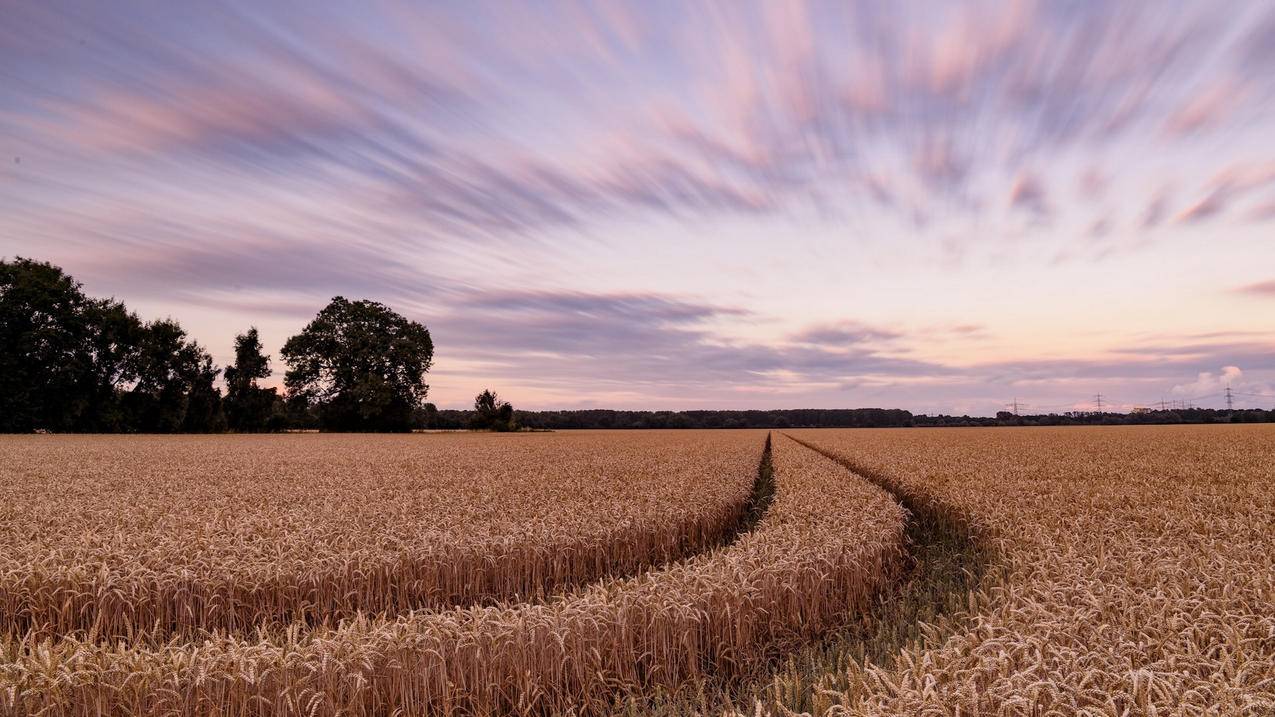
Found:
[2,426,1273,716]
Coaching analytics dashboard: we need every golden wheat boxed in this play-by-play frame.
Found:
[0,431,760,643]
[786,425,1275,716]
[0,432,906,716]
[16,425,1257,717]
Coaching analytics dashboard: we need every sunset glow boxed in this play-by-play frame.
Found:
[4,1,1274,414]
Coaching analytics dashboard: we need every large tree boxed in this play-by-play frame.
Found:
[0,258,94,431]
[281,297,433,432]
[224,327,279,432]
[1,258,223,433]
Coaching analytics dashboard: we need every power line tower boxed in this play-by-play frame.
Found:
[1012,397,1020,416]
[1226,385,1234,412]
[1094,393,1104,414]
[1158,398,1167,411]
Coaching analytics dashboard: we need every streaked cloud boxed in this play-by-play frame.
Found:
[789,322,903,347]
[2,1,1273,413]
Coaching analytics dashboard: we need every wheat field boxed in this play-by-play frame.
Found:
[776,425,1275,716]
[0,431,764,644]
[2,426,1273,716]
[0,431,910,715]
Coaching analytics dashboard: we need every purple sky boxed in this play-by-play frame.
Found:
[3,1,1275,414]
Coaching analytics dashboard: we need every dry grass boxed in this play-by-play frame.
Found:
[0,432,907,716]
[773,425,1275,716]
[0,431,761,643]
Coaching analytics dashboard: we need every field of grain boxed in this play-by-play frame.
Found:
[774,425,1275,716]
[0,431,762,643]
[0,431,911,715]
[3,425,1273,716]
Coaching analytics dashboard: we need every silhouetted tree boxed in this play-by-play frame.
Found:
[123,319,224,432]
[281,297,433,432]
[2,258,229,433]
[224,327,279,432]
[471,389,516,431]
[182,352,226,432]
[76,298,145,431]
[413,402,441,429]
[1,258,94,431]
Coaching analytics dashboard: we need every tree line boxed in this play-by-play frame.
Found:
[422,408,917,430]
[1,258,443,433]
[426,404,1274,429]
[919,408,1275,427]
[418,406,1272,430]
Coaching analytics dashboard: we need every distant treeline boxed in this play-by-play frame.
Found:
[418,406,1275,430]
[421,407,916,430]
[915,408,1275,427]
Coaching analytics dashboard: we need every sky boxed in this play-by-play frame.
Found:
[3,1,1275,415]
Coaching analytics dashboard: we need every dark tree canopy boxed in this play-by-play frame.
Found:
[1,257,222,433]
[470,389,516,431]
[1,257,96,432]
[79,298,146,431]
[224,327,280,432]
[281,296,433,432]
[121,318,224,433]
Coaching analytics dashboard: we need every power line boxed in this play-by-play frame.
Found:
[1000,388,1275,417]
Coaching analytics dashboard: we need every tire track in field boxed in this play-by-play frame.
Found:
[239,434,780,639]
[1,435,777,647]
[640,433,994,715]
[713,432,994,713]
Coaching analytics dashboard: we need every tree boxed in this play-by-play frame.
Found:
[124,319,223,432]
[413,402,440,430]
[1,257,226,433]
[224,328,279,432]
[471,389,516,432]
[281,297,433,432]
[0,258,151,432]
[75,298,145,431]
[182,351,226,432]
[0,258,94,431]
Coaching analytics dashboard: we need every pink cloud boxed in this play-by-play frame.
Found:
[1176,161,1275,224]
[1171,366,1244,397]
[1236,280,1275,297]
[1163,80,1248,135]
[1175,189,1228,224]
[843,56,890,115]
[1009,171,1050,216]
[34,68,365,156]
[910,0,1034,96]
[1249,198,1275,223]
